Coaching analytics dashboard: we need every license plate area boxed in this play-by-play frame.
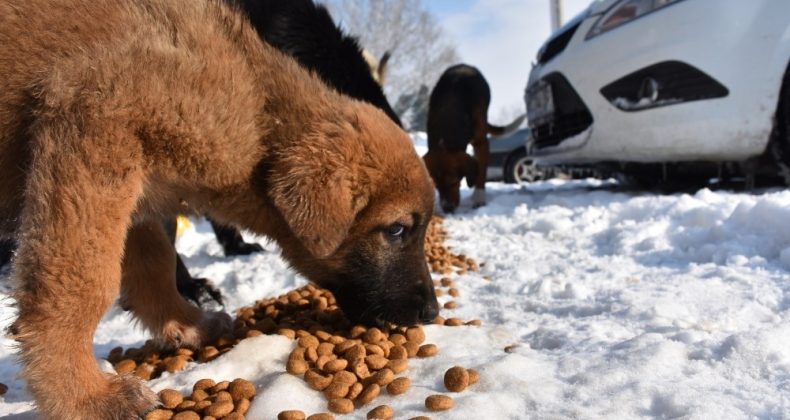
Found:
[527,81,554,125]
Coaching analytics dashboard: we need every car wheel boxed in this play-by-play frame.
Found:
[504,149,543,184]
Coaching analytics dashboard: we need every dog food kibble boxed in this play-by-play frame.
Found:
[367,405,393,419]
[371,368,394,386]
[425,394,454,411]
[158,389,183,409]
[346,381,364,400]
[444,318,464,327]
[443,366,469,392]
[417,344,438,357]
[386,377,410,395]
[114,359,136,375]
[468,369,481,385]
[324,382,350,400]
[306,414,335,420]
[466,319,482,326]
[327,398,354,414]
[235,397,251,415]
[193,378,216,392]
[387,358,408,374]
[356,383,381,406]
[305,369,333,390]
[278,410,306,420]
[365,354,389,370]
[171,412,200,420]
[191,389,209,402]
[409,417,431,420]
[443,301,457,309]
[322,358,347,373]
[287,357,310,375]
[204,400,234,417]
[228,378,256,401]
[405,326,425,344]
[175,400,196,411]
[144,409,173,420]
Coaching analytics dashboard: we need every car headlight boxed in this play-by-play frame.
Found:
[586,0,686,39]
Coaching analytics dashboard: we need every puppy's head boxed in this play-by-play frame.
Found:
[422,150,477,213]
[267,103,438,326]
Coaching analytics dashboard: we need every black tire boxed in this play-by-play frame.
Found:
[504,148,543,184]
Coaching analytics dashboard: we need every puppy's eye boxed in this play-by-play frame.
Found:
[386,223,406,238]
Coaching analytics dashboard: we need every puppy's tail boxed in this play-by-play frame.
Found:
[488,113,526,138]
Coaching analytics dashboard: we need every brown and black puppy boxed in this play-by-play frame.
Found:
[0,0,437,418]
[423,64,524,213]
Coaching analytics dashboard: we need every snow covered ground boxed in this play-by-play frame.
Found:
[1,167,790,418]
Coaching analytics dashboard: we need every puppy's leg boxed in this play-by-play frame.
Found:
[120,220,231,349]
[12,124,156,418]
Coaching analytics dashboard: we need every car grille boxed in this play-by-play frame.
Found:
[528,73,593,150]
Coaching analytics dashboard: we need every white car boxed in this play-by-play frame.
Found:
[525,0,790,185]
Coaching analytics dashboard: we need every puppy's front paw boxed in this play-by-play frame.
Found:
[92,375,157,419]
[471,188,486,208]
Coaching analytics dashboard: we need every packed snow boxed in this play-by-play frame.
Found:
[1,146,790,418]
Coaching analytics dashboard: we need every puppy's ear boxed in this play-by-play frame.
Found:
[268,142,369,259]
[463,154,479,188]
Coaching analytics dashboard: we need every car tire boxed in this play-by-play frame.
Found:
[504,148,543,184]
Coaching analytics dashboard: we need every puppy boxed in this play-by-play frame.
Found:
[0,0,437,417]
[423,64,525,213]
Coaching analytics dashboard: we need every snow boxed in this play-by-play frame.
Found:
[2,175,790,418]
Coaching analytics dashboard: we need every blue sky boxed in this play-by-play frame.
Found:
[423,0,592,120]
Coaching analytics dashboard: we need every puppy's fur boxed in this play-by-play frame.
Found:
[423,64,524,212]
[0,0,436,418]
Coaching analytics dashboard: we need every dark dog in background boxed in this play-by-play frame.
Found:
[423,64,524,213]
[173,0,401,307]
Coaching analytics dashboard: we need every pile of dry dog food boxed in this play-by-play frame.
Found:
[125,216,482,419]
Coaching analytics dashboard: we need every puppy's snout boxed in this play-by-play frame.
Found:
[419,300,439,323]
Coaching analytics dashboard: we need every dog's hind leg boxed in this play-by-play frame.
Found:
[470,110,491,208]
[120,220,232,349]
[11,121,156,419]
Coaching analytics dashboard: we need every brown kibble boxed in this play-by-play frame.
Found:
[234,398,251,415]
[192,399,212,412]
[332,370,357,386]
[210,380,230,393]
[367,405,393,420]
[405,326,425,344]
[298,335,320,349]
[444,318,464,327]
[193,378,216,392]
[323,382,350,400]
[468,369,480,385]
[144,409,173,420]
[387,358,408,374]
[306,414,335,420]
[440,277,453,287]
[386,377,410,395]
[171,411,199,420]
[425,394,453,411]
[228,378,256,401]
[350,325,367,338]
[365,354,388,370]
[287,358,309,375]
[158,389,183,409]
[363,327,384,344]
[213,390,232,403]
[388,345,408,360]
[432,316,445,325]
[344,344,366,362]
[305,369,333,391]
[346,382,364,400]
[356,383,380,406]
[199,346,220,362]
[246,329,263,338]
[448,288,459,297]
[402,341,419,357]
[317,342,335,357]
[351,359,371,380]
[408,417,431,420]
[465,319,482,326]
[334,340,356,355]
[443,301,457,309]
[417,344,438,358]
[315,355,332,371]
[174,400,196,411]
[278,328,297,339]
[204,400,234,418]
[114,359,136,375]
[222,413,244,420]
[444,366,469,392]
[327,398,354,414]
[388,334,407,346]
[370,368,394,386]
[278,410,306,420]
[365,344,385,357]
[322,358,348,374]
[191,388,209,402]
